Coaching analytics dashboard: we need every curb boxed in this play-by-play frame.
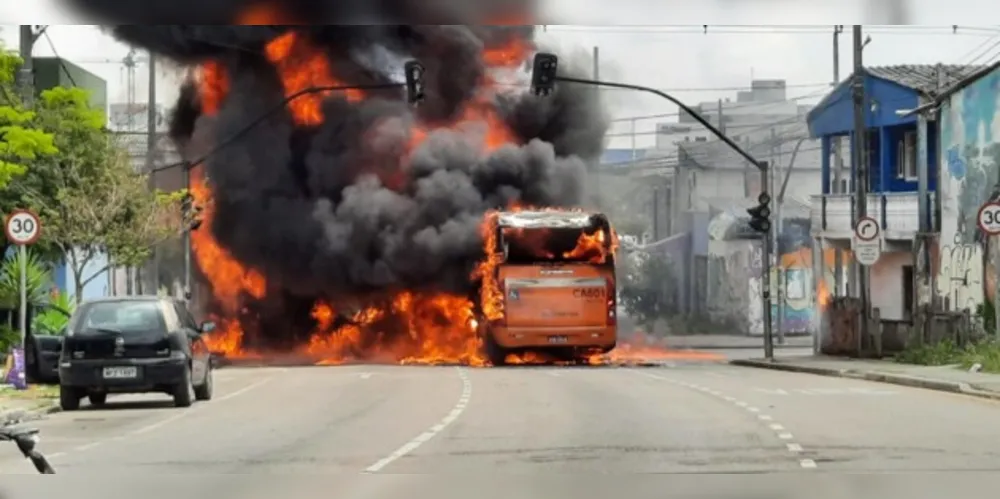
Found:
[1,401,60,424]
[729,359,1000,402]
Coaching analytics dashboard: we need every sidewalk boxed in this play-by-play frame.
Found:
[731,355,1000,400]
[0,386,60,423]
[664,334,813,350]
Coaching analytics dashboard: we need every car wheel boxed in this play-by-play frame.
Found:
[88,393,107,407]
[59,386,81,411]
[172,365,194,408]
[194,367,213,401]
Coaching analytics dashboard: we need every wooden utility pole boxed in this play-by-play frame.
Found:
[146,51,159,296]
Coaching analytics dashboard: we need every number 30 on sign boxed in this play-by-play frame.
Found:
[978,202,1000,236]
[4,210,42,246]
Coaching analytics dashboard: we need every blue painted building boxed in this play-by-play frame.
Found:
[807,64,981,322]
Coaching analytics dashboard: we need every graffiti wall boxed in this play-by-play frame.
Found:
[939,65,1000,312]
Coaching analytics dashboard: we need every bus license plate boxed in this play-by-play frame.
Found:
[548,336,569,344]
[103,367,138,379]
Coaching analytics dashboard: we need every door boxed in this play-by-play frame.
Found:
[174,302,208,381]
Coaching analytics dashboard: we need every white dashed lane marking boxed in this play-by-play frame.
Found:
[364,367,472,473]
[634,370,819,470]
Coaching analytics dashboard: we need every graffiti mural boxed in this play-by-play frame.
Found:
[938,64,1000,312]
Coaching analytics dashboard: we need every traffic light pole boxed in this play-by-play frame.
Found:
[760,163,775,361]
[548,68,774,360]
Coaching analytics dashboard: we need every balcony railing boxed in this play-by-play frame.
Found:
[809,192,937,239]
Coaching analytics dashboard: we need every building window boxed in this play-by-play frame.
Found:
[897,131,917,179]
[902,265,914,320]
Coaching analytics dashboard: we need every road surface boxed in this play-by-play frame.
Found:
[2,358,1000,495]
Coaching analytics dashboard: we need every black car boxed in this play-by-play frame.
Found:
[58,297,216,411]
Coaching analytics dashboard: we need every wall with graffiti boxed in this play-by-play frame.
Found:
[707,239,762,335]
[939,65,1000,312]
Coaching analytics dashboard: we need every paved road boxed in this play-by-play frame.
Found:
[3,358,1000,494]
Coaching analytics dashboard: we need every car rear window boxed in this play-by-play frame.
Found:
[70,301,167,336]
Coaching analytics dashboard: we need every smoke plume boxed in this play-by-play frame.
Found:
[66,3,609,352]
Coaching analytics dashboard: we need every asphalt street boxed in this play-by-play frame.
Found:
[2,354,1000,496]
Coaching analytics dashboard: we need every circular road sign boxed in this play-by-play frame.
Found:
[4,209,41,245]
[854,216,880,242]
[978,201,1000,235]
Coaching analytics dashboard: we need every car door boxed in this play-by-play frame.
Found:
[173,301,209,380]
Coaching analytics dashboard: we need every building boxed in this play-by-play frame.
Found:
[33,57,107,113]
[935,61,1000,314]
[658,81,824,325]
[807,65,980,326]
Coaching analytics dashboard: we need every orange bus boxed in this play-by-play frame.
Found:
[480,210,617,365]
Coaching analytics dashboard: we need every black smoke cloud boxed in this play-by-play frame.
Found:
[66,4,608,347]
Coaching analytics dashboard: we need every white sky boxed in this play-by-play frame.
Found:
[0,0,998,148]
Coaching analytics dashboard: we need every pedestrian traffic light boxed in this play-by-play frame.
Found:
[747,192,771,233]
[530,53,559,96]
[404,60,425,105]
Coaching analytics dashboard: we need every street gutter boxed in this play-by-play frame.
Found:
[731,359,1000,402]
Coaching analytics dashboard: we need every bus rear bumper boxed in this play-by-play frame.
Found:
[489,325,616,351]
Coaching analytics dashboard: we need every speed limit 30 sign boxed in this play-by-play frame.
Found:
[4,209,42,245]
[978,202,1000,235]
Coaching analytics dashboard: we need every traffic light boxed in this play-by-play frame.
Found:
[404,60,425,105]
[181,192,203,232]
[747,192,772,234]
[530,53,559,96]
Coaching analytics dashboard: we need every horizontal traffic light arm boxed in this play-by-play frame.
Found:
[550,71,764,170]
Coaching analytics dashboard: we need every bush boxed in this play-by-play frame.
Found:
[895,338,1000,373]
[619,254,678,330]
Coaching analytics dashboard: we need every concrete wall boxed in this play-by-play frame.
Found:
[938,64,1000,313]
[53,250,111,302]
[869,250,911,321]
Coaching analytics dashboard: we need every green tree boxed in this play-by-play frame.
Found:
[24,86,182,304]
[0,45,58,192]
[619,253,677,330]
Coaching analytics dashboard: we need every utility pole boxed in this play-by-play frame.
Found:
[146,51,158,296]
[852,25,871,355]
[17,26,38,107]
[770,128,787,345]
[832,25,847,302]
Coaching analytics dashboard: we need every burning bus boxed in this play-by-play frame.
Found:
[475,210,618,365]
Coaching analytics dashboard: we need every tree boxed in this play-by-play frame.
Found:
[0,45,58,191]
[24,86,182,304]
[619,253,677,330]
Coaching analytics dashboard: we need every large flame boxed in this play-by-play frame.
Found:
[187,22,680,367]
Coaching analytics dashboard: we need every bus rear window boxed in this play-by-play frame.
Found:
[501,226,614,265]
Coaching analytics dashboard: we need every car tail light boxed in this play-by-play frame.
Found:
[606,277,616,326]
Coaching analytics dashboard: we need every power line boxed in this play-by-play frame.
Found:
[608,87,830,123]
[545,25,1000,36]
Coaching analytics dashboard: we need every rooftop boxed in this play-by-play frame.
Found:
[497,211,601,229]
[865,64,987,95]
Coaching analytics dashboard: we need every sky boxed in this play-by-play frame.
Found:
[1,0,998,149]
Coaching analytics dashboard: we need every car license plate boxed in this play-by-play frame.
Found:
[548,336,569,344]
[102,366,138,379]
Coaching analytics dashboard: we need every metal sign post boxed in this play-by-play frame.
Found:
[4,210,42,390]
[852,216,882,267]
[978,201,1000,340]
